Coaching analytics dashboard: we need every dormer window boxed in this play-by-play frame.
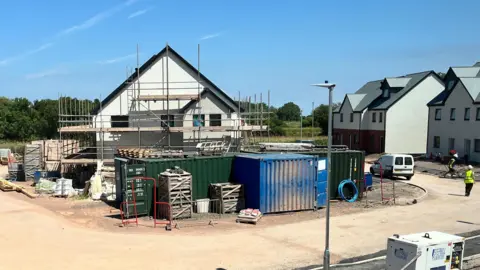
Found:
[383,89,389,98]
[447,80,454,90]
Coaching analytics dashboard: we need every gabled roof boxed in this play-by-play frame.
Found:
[460,77,480,102]
[474,62,480,67]
[369,71,439,110]
[91,45,241,115]
[335,80,382,113]
[450,67,480,78]
[385,77,411,88]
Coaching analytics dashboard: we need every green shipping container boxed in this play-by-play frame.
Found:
[300,150,365,199]
[132,155,235,200]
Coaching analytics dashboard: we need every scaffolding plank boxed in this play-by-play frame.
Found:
[59,125,268,133]
[61,159,114,164]
[135,94,199,101]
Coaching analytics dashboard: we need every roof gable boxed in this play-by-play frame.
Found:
[451,67,480,78]
[91,45,241,115]
[459,77,480,102]
[385,78,411,88]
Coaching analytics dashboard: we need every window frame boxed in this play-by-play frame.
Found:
[340,113,344,122]
[394,157,403,165]
[372,112,377,123]
[111,115,129,128]
[193,114,205,127]
[475,139,480,153]
[379,112,383,123]
[447,80,454,90]
[465,107,471,121]
[448,138,455,151]
[209,114,222,127]
[405,157,413,165]
[450,108,456,121]
[433,136,440,148]
[435,109,441,120]
[160,115,175,127]
[350,113,354,122]
[476,108,480,121]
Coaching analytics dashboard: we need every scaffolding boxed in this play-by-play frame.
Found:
[58,43,271,168]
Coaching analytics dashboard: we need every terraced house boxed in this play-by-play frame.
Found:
[334,71,444,154]
[427,62,480,163]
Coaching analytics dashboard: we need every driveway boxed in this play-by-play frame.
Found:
[1,169,480,269]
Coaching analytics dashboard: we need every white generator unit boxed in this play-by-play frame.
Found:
[386,231,465,270]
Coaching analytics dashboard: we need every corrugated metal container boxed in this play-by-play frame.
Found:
[233,154,318,214]
[300,150,365,199]
[132,155,235,200]
[24,144,42,180]
[317,157,327,207]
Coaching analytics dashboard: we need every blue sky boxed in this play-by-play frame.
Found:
[1,0,480,114]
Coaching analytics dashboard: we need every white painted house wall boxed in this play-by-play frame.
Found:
[427,82,480,161]
[92,51,239,157]
[361,110,385,131]
[386,75,444,154]
[333,98,360,130]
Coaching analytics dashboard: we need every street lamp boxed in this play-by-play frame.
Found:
[311,80,336,270]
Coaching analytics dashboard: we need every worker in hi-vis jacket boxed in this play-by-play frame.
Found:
[465,165,475,197]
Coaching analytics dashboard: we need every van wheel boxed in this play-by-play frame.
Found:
[370,168,374,175]
[406,176,412,180]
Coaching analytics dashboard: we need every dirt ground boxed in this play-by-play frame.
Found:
[0,165,424,234]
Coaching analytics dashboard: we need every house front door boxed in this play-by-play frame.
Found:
[349,134,352,149]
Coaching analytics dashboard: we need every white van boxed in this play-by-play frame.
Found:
[369,154,415,180]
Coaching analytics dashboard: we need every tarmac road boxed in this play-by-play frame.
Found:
[297,227,480,269]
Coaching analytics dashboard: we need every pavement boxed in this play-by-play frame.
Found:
[1,166,480,269]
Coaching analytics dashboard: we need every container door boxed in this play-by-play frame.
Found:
[317,158,327,208]
[122,164,148,216]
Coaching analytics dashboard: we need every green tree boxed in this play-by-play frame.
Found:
[313,102,341,135]
[33,99,59,139]
[277,102,301,121]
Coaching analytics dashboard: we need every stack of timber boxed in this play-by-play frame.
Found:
[117,148,184,159]
[0,178,36,198]
[210,183,244,214]
[24,144,42,180]
[158,168,193,219]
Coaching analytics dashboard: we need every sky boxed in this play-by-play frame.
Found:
[1,0,480,114]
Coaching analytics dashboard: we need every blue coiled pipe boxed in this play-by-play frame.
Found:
[338,179,359,203]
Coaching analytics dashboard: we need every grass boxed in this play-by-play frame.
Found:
[0,141,26,154]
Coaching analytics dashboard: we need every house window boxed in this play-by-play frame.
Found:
[111,115,129,128]
[448,138,455,151]
[450,108,456,120]
[379,112,383,123]
[476,108,480,121]
[435,109,441,120]
[210,114,222,126]
[372,112,377,122]
[193,114,205,127]
[433,136,440,148]
[340,113,343,122]
[465,108,471,121]
[383,89,389,98]
[160,115,175,127]
[475,139,480,153]
[447,80,454,90]
[350,113,353,122]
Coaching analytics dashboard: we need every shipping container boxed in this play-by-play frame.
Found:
[300,150,365,199]
[233,154,318,214]
[317,157,327,207]
[132,155,235,200]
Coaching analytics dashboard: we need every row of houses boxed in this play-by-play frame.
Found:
[334,62,480,163]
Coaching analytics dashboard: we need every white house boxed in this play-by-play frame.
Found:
[333,71,444,154]
[427,64,480,163]
[88,45,247,158]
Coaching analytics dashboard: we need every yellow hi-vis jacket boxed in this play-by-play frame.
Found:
[465,170,475,184]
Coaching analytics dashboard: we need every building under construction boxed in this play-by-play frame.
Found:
[58,44,270,169]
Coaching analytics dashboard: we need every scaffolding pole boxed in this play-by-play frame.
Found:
[166,42,171,149]
[198,43,201,144]
[268,90,270,142]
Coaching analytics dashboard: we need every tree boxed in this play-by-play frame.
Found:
[277,102,301,121]
[313,102,341,135]
[33,99,59,139]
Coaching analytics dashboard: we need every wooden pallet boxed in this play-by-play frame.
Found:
[236,214,262,225]
[210,183,244,214]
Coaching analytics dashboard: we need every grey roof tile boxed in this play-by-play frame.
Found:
[451,67,480,78]
[386,78,411,88]
[460,77,480,102]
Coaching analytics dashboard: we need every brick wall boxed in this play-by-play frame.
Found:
[334,128,385,153]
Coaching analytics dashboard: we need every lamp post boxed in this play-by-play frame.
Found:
[311,80,336,270]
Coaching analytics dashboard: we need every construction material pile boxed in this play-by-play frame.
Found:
[0,178,36,198]
[236,208,262,225]
[210,183,245,214]
[117,148,183,159]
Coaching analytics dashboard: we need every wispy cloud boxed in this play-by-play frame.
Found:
[97,53,137,65]
[25,68,68,80]
[128,7,152,19]
[200,32,224,41]
[58,0,140,36]
[0,43,54,66]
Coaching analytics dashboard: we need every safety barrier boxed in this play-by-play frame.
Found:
[379,164,396,204]
[119,180,139,227]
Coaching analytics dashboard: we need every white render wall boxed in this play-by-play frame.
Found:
[333,98,361,130]
[427,82,480,161]
[361,110,385,131]
[386,75,444,154]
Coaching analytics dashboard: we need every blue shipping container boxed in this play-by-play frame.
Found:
[233,154,318,214]
[317,158,327,208]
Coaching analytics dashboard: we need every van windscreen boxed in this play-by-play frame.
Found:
[395,157,403,165]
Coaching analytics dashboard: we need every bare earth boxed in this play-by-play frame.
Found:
[1,165,480,270]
